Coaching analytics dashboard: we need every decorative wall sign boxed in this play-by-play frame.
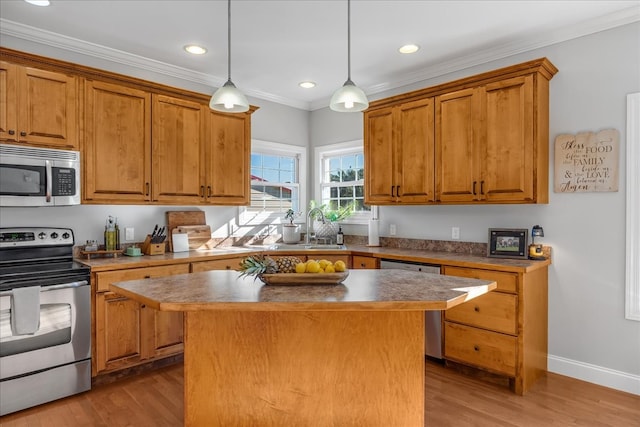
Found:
[554,129,619,193]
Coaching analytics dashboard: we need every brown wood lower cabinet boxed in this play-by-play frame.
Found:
[93,264,189,376]
[442,265,548,395]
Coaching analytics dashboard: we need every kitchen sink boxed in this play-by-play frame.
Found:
[267,243,347,251]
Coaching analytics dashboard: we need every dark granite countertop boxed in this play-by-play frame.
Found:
[78,243,550,274]
[110,269,497,312]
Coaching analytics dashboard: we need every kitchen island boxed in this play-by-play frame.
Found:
[111,269,496,426]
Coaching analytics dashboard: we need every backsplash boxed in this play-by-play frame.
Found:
[344,235,488,256]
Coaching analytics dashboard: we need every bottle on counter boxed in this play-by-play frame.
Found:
[336,226,344,245]
[105,216,116,251]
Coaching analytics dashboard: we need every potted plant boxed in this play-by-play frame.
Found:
[308,200,354,239]
[282,209,301,243]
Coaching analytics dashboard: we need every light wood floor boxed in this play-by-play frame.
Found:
[1,360,638,426]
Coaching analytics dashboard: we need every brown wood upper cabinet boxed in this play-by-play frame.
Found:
[436,75,539,203]
[83,87,253,205]
[0,61,78,149]
[152,94,206,204]
[364,97,435,204]
[205,110,252,205]
[365,58,556,205]
[83,80,152,203]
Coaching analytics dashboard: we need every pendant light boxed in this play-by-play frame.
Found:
[330,0,369,112]
[210,0,249,113]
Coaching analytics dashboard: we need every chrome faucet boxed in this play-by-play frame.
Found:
[305,207,325,244]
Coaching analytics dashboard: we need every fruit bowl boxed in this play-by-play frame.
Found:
[258,271,349,286]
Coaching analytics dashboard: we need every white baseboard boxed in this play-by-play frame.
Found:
[548,354,640,395]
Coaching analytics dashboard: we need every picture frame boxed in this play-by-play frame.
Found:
[487,228,529,259]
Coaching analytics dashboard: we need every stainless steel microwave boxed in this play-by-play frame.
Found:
[0,144,81,207]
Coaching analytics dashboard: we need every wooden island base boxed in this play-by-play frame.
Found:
[184,310,425,426]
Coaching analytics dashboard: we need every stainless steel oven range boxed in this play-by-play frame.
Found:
[0,227,91,416]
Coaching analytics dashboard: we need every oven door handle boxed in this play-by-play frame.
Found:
[0,280,88,297]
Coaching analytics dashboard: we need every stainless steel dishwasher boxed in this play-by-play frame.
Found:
[379,259,443,359]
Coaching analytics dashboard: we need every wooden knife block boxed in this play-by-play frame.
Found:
[142,235,165,256]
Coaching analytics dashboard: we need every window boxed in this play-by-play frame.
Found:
[316,140,371,223]
[239,140,306,226]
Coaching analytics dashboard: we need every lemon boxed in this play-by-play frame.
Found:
[295,262,307,274]
[305,260,321,273]
[318,259,330,269]
[324,264,335,273]
[334,260,346,272]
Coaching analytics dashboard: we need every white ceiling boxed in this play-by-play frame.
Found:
[1,0,639,110]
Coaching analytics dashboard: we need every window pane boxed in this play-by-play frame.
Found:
[280,157,294,172]
[250,149,299,215]
[280,170,294,183]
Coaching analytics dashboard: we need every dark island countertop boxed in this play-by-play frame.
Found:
[110,269,497,312]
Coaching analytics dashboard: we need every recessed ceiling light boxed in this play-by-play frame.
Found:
[398,44,420,54]
[299,81,316,89]
[184,45,207,55]
[24,0,50,6]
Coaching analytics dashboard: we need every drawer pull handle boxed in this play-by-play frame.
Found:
[144,275,151,279]
[474,306,480,312]
[474,345,480,352]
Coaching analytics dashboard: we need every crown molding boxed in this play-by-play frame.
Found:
[309,6,640,110]
[2,5,638,112]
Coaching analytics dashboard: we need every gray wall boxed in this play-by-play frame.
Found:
[311,22,640,392]
[1,22,638,393]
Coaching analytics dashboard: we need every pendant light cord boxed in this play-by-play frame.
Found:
[227,0,232,82]
[347,0,351,82]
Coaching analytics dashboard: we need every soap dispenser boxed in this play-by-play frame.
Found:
[336,226,344,245]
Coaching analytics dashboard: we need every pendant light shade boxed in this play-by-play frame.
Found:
[330,0,368,112]
[210,0,249,113]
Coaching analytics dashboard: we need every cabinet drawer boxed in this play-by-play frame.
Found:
[444,322,517,376]
[443,266,517,293]
[445,292,517,335]
[95,264,189,292]
[191,258,244,272]
[352,255,378,269]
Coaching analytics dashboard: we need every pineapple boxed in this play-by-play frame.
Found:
[238,254,278,280]
[275,256,303,273]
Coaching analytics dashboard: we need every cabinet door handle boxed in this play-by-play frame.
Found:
[200,185,205,197]
[396,186,401,197]
[474,306,480,312]
[391,186,395,197]
[207,186,212,197]
[472,181,477,195]
[474,345,480,352]
[8,130,15,135]
[145,182,150,196]
[20,131,27,137]
[480,180,485,195]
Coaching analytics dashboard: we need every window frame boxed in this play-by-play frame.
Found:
[237,140,307,226]
[314,140,371,225]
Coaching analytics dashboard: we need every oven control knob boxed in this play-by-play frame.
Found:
[62,232,71,240]
[38,232,47,240]
[51,232,59,239]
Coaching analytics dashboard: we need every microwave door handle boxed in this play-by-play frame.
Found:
[45,159,52,203]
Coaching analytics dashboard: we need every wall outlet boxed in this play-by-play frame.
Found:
[452,227,460,240]
[125,227,134,241]
[389,224,397,236]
